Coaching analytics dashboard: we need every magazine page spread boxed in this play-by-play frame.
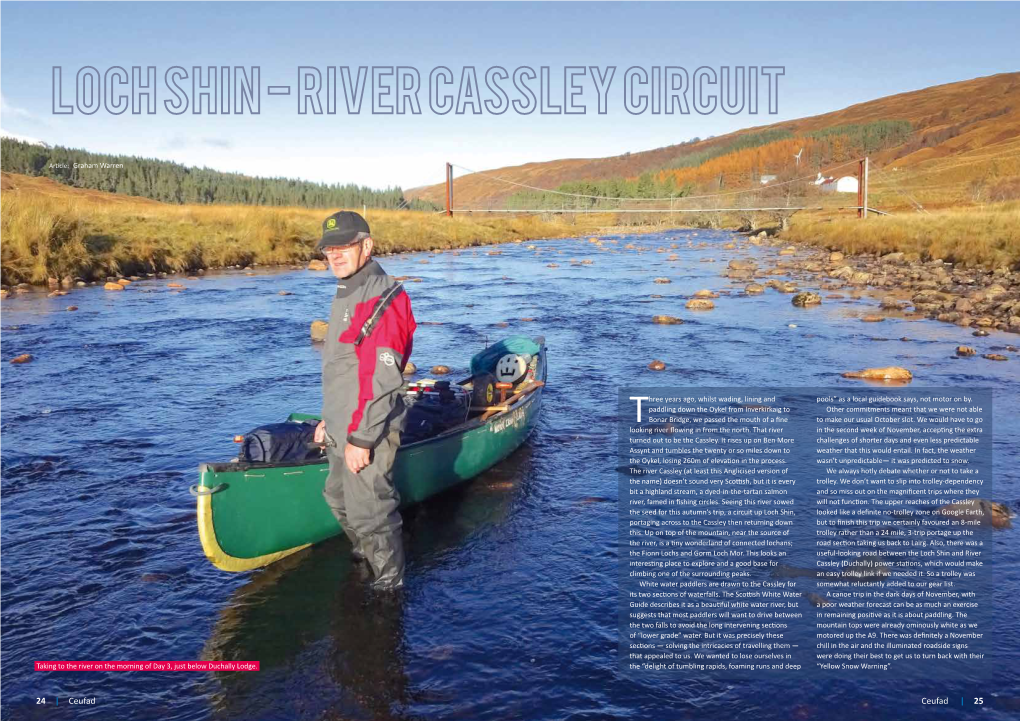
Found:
[1,2,1017,719]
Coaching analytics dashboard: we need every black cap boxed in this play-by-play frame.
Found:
[317,211,371,250]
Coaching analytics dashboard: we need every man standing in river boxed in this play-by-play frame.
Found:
[313,210,416,591]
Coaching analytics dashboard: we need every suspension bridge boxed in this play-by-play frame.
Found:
[436,157,900,219]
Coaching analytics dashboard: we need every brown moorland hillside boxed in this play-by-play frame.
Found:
[0,171,162,205]
[407,72,1020,208]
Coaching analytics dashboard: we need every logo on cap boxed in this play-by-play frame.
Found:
[326,218,337,229]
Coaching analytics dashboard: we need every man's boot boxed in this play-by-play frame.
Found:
[366,531,405,591]
[342,527,368,564]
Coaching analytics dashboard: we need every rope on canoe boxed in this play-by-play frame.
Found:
[189,483,227,497]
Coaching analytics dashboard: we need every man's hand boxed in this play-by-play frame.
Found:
[345,443,371,474]
[314,420,326,444]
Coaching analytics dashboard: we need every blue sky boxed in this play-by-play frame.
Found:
[1,2,1018,190]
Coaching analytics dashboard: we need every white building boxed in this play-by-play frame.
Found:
[818,175,859,194]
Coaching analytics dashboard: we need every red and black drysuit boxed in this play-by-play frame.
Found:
[320,259,416,590]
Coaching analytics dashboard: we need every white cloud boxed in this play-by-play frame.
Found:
[0,127,47,146]
[0,94,47,127]
[158,135,233,151]
[159,135,189,151]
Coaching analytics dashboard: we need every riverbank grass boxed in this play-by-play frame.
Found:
[0,184,617,284]
[782,203,1020,268]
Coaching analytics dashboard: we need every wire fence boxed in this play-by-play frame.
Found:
[447,159,874,215]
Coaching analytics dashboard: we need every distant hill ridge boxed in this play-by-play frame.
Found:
[407,72,1020,208]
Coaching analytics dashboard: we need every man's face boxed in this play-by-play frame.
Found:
[323,237,373,279]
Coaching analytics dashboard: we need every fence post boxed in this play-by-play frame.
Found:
[445,162,453,217]
[863,157,869,219]
[857,159,864,219]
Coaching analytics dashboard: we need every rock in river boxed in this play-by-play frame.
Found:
[956,346,977,357]
[310,319,328,342]
[802,592,830,607]
[880,297,908,310]
[685,299,715,311]
[985,283,1008,299]
[984,353,1008,361]
[104,282,124,291]
[694,289,719,298]
[308,259,328,271]
[792,292,821,307]
[728,259,756,270]
[937,498,1012,529]
[841,366,913,381]
[652,315,684,325]
[431,365,451,375]
[9,353,33,364]
[648,360,666,371]
[745,283,765,295]
[840,555,891,583]
[402,361,417,375]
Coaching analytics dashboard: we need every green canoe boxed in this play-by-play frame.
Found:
[195,336,547,572]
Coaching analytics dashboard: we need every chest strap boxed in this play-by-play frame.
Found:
[354,282,405,346]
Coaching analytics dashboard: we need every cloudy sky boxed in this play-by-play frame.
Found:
[2,2,1017,190]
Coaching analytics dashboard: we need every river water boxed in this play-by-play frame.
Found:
[2,229,1018,719]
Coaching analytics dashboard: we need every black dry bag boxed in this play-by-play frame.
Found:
[239,420,321,463]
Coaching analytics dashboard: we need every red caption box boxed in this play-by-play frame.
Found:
[35,661,259,672]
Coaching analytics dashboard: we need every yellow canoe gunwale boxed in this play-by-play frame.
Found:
[196,492,311,572]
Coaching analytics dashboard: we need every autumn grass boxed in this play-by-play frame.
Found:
[782,202,1020,268]
[8,170,1016,285]
[0,188,619,285]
